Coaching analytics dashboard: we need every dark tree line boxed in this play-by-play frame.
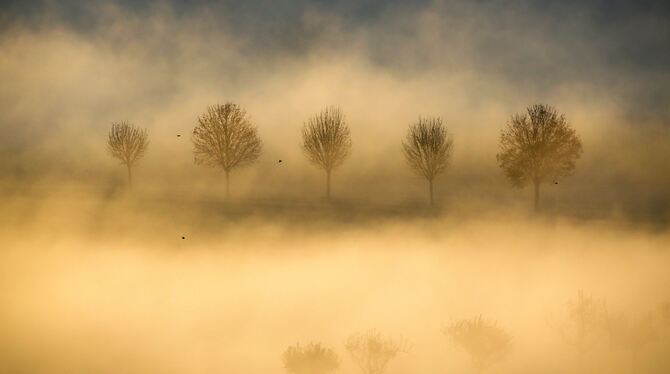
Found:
[106,103,582,210]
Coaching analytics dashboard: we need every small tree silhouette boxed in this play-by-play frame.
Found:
[301,106,352,201]
[344,329,409,374]
[444,315,511,373]
[192,103,262,198]
[402,117,453,206]
[283,342,339,374]
[107,121,148,188]
[496,104,582,211]
[557,290,607,366]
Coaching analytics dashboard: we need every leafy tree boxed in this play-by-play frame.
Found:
[301,106,352,201]
[402,117,453,206]
[444,315,511,373]
[344,329,409,374]
[283,342,339,374]
[192,103,262,198]
[496,104,582,211]
[107,121,148,187]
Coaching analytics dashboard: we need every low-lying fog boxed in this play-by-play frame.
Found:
[1,195,669,374]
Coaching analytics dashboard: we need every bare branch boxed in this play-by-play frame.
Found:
[107,121,149,168]
[301,106,352,174]
[402,117,453,182]
[192,102,262,173]
[283,342,339,374]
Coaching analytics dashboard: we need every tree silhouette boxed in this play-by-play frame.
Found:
[344,329,409,374]
[444,316,511,373]
[192,103,262,198]
[557,290,607,367]
[402,117,453,206]
[283,342,339,374]
[496,104,582,211]
[301,106,352,201]
[107,121,148,188]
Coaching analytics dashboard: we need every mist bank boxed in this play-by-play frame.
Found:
[1,214,670,373]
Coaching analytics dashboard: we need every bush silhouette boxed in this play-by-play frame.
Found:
[283,342,339,374]
[444,315,511,373]
[344,329,409,374]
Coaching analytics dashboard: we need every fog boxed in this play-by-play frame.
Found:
[2,205,670,373]
[1,0,669,373]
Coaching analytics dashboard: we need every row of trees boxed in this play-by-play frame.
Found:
[107,103,583,210]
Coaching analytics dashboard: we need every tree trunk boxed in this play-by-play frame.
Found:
[534,181,540,212]
[429,178,434,207]
[326,169,331,201]
[127,165,132,188]
[225,170,230,199]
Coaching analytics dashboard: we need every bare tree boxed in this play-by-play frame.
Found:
[344,329,409,374]
[107,121,149,187]
[301,106,352,201]
[192,103,262,198]
[402,117,453,206]
[283,342,339,374]
[444,316,511,373]
[496,104,582,211]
